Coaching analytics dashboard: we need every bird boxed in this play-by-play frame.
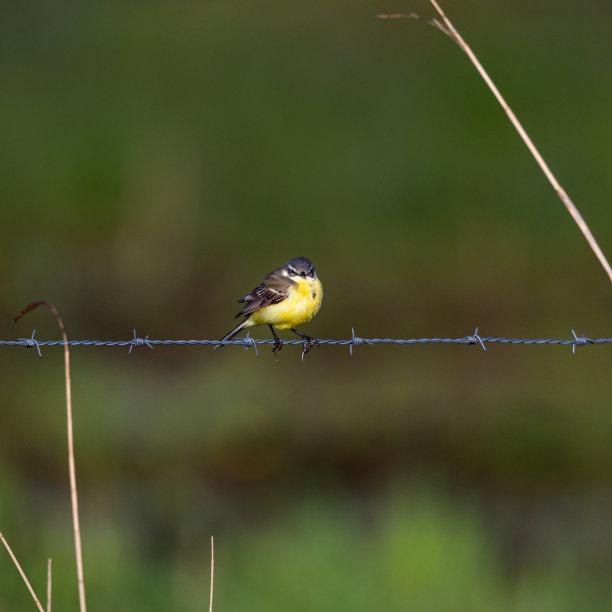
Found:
[216,257,323,359]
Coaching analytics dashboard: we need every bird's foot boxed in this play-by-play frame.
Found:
[300,336,319,361]
[272,337,283,356]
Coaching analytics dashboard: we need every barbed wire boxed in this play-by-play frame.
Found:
[1,328,610,357]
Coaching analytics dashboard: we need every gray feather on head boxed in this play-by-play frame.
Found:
[285,257,315,278]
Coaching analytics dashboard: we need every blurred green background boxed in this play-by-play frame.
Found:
[1,0,612,609]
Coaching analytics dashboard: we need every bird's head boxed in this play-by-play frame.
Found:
[284,257,317,280]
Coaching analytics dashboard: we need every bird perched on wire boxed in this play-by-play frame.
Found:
[216,257,323,359]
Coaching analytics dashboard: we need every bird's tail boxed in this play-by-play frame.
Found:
[214,319,250,350]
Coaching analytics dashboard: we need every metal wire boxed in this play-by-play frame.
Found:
[1,327,610,357]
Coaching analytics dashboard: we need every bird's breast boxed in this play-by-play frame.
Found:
[250,278,323,329]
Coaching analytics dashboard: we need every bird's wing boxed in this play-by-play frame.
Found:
[235,270,295,318]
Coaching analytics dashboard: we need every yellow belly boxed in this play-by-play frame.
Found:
[248,277,323,329]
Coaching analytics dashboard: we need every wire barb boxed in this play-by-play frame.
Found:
[466,327,487,352]
[349,327,371,355]
[241,332,259,357]
[18,329,42,357]
[128,329,155,354]
[570,329,592,355]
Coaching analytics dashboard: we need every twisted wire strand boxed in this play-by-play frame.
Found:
[1,328,610,357]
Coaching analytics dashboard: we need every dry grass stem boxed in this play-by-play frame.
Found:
[0,531,46,612]
[46,558,52,612]
[14,301,87,612]
[209,536,215,612]
[379,2,612,285]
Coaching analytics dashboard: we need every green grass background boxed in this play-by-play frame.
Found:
[1,0,612,609]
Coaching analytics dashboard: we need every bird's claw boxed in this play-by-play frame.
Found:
[300,336,319,361]
[272,337,283,356]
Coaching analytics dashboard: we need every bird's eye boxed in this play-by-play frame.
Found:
[288,267,296,275]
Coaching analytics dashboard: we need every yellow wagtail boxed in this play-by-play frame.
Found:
[216,257,323,358]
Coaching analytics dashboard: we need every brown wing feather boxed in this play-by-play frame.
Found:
[234,270,295,318]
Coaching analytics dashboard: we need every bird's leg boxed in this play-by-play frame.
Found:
[269,325,283,355]
[291,328,319,360]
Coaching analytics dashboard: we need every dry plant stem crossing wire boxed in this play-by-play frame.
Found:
[0,532,46,612]
[379,1,612,286]
[14,301,87,612]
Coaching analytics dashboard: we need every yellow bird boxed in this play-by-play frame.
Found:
[216,257,323,358]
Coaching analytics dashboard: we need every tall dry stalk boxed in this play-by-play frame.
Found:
[0,531,45,612]
[14,302,87,612]
[209,536,215,612]
[46,558,52,612]
[379,1,612,285]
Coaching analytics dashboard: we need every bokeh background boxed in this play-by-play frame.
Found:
[1,0,612,609]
